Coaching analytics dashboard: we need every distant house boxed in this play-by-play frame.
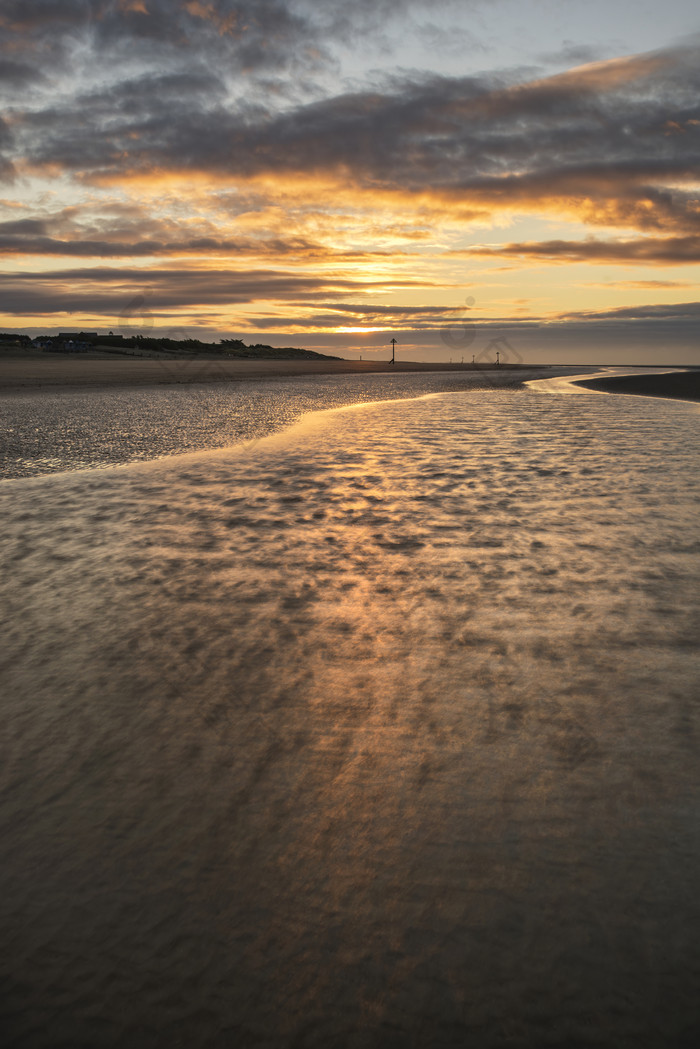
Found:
[58,332,98,340]
[34,336,90,353]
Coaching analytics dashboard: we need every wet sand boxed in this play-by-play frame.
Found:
[576,370,700,402]
[0,354,551,392]
[2,386,699,1048]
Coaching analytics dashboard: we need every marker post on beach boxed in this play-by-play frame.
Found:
[390,337,397,365]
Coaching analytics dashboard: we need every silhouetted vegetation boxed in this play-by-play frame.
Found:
[0,334,32,345]
[1,332,339,360]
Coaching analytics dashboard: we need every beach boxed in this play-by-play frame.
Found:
[3,0,699,1040]
[1,375,699,1047]
[0,365,575,479]
[576,370,700,402]
[0,353,556,393]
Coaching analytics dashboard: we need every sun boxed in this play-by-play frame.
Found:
[334,326,389,334]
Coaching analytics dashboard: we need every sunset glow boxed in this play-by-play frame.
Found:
[1,0,699,362]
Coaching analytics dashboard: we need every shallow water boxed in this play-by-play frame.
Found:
[1,382,699,1048]
[0,369,549,479]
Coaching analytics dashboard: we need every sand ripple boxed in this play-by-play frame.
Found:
[1,386,699,1047]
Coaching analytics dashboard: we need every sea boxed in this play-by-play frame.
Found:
[1,370,699,1048]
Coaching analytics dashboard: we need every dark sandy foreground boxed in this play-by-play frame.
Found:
[0,354,557,392]
[2,388,699,1048]
[576,370,700,402]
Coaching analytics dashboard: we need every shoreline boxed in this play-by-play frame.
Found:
[0,355,565,393]
[0,361,579,480]
[575,370,700,402]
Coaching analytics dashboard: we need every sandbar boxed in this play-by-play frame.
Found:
[576,370,700,402]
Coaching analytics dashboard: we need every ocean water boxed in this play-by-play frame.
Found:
[1,378,699,1048]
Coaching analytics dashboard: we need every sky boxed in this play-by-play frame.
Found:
[1,0,699,363]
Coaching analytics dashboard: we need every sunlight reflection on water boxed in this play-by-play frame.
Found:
[1,384,699,1047]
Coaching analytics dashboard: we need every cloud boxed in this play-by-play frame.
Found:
[0,116,15,182]
[0,201,407,259]
[538,43,606,68]
[273,302,469,330]
[0,188,439,262]
[0,264,432,316]
[261,300,700,346]
[0,1,329,76]
[8,36,699,259]
[556,300,700,323]
[4,249,696,356]
[1,5,699,348]
[0,233,399,259]
[233,299,700,352]
[467,235,700,264]
[0,59,47,89]
[585,279,694,289]
[0,218,52,236]
[0,0,445,85]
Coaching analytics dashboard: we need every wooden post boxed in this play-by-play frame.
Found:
[390,337,397,364]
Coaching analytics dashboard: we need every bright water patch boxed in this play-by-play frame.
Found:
[1,386,699,1047]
